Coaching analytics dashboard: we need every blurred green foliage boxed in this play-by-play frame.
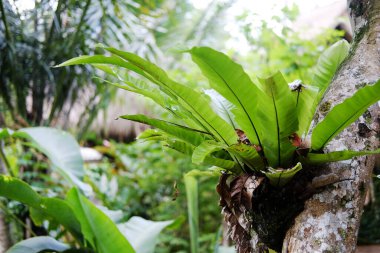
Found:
[86,141,221,252]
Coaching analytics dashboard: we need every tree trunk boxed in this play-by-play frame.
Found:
[282,0,380,252]
[219,1,380,252]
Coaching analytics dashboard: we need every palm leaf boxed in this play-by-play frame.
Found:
[189,47,263,146]
[256,72,298,167]
[311,80,380,151]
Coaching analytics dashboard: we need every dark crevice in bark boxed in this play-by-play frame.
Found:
[217,169,322,252]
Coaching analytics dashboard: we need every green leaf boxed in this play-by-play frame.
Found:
[0,176,82,239]
[191,141,237,170]
[303,149,380,164]
[189,47,263,146]
[289,83,319,137]
[55,55,146,78]
[312,40,350,102]
[120,114,206,146]
[164,140,195,156]
[264,162,302,187]
[184,173,199,253]
[204,89,238,129]
[6,236,70,253]
[39,198,83,238]
[228,143,265,171]
[98,45,238,145]
[118,217,173,253]
[0,128,13,140]
[192,141,227,165]
[0,175,41,207]
[94,76,170,111]
[311,80,380,150]
[66,188,135,253]
[15,127,91,193]
[293,40,350,138]
[256,72,298,167]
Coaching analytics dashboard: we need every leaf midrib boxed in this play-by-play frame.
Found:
[200,59,262,147]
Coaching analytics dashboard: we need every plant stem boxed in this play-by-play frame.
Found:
[0,0,12,42]
[0,141,13,176]
[0,202,38,237]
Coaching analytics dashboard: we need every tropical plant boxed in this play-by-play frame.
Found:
[0,127,173,253]
[57,39,380,251]
[0,0,183,136]
[0,175,173,253]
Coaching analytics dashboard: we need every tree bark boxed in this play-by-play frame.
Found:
[282,0,380,252]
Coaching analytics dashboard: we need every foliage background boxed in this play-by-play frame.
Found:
[1,0,379,252]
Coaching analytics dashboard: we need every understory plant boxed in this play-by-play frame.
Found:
[58,40,380,252]
[0,128,172,253]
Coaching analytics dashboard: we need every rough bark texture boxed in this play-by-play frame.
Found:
[282,0,380,252]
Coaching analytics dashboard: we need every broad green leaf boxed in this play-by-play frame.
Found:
[164,140,195,156]
[191,141,237,170]
[6,236,69,253]
[0,176,82,239]
[228,143,265,171]
[66,188,135,253]
[38,198,83,239]
[203,156,237,171]
[55,55,146,78]
[189,47,263,146]
[264,162,302,187]
[0,128,13,140]
[303,149,380,164]
[0,175,41,207]
[121,114,206,146]
[94,76,170,111]
[256,72,298,167]
[185,168,221,178]
[204,89,238,129]
[15,127,91,193]
[311,80,380,150]
[184,173,199,253]
[288,82,319,137]
[118,216,173,253]
[98,45,237,145]
[312,40,350,102]
[192,141,227,165]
